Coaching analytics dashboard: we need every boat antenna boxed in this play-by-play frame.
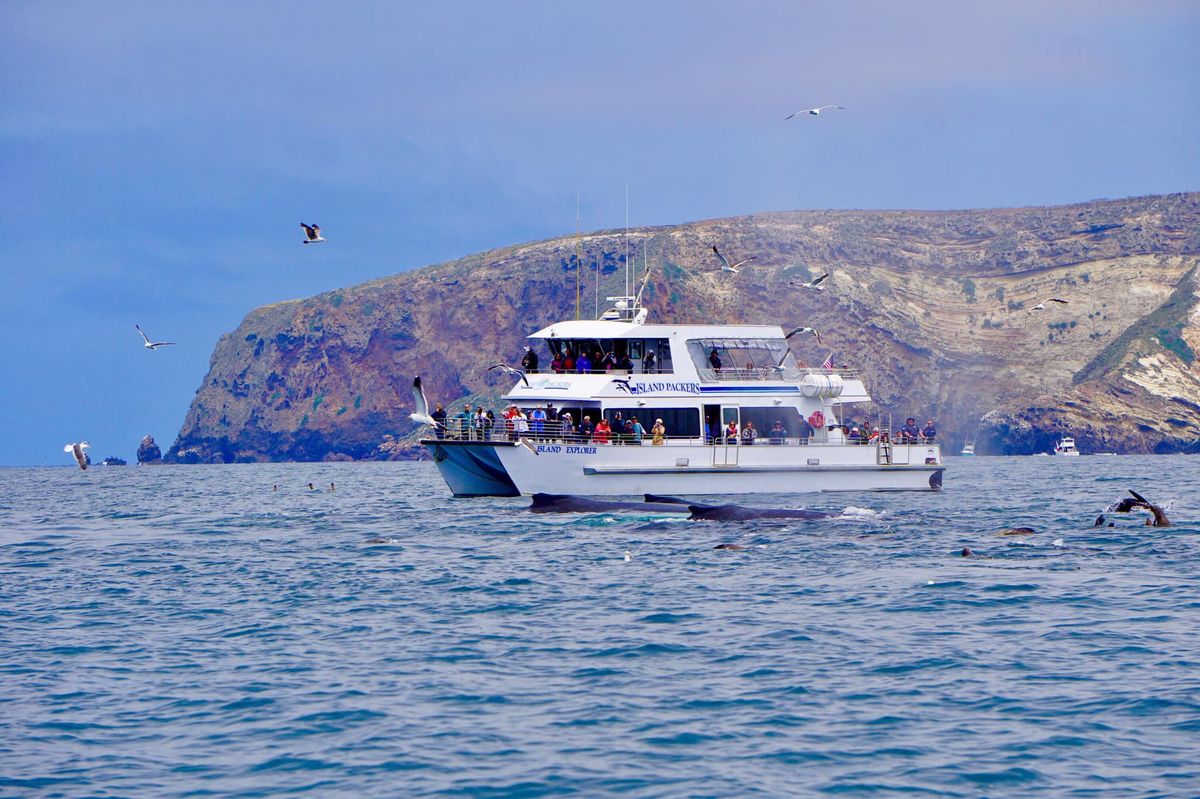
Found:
[624,182,630,301]
[574,189,581,321]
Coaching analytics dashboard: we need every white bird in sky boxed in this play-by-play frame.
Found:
[785,105,846,119]
[300,223,326,244]
[712,245,757,274]
[785,326,822,345]
[135,324,175,350]
[791,272,830,291]
[64,441,90,470]
[487,363,531,388]
[517,438,540,456]
[1029,298,1070,312]
[409,376,437,427]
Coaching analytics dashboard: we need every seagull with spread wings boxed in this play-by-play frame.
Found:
[790,272,830,291]
[135,324,175,350]
[712,245,757,274]
[785,105,845,119]
[1029,298,1070,312]
[487,363,531,388]
[300,223,326,245]
[785,326,822,345]
[409,377,437,427]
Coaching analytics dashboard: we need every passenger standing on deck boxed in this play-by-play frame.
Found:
[580,415,594,442]
[454,403,472,440]
[741,421,758,445]
[616,352,634,372]
[611,411,625,445]
[798,415,815,443]
[575,352,592,374]
[530,405,546,437]
[563,351,575,372]
[593,418,612,445]
[725,419,739,444]
[922,420,937,441]
[709,348,723,372]
[651,418,666,445]
[559,412,575,440]
[643,349,657,374]
[631,417,645,444]
[768,421,787,445]
[473,406,487,440]
[521,346,538,373]
[512,408,530,439]
[431,403,447,439]
[550,352,565,374]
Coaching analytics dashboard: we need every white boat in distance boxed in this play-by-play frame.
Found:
[1052,436,1080,456]
[422,296,944,497]
[961,441,976,456]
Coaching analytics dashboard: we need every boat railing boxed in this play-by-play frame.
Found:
[697,367,862,382]
[431,420,938,449]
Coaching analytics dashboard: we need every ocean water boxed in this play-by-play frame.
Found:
[1,457,1198,798]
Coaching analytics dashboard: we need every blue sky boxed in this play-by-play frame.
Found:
[2,2,1198,465]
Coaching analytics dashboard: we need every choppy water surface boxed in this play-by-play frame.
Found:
[2,457,1199,797]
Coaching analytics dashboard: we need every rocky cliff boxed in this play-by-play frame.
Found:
[167,193,1200,462]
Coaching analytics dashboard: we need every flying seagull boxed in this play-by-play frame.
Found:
[487,363,531,388]
[785,105,845,119]
[135,324,175,350]
[300,223,326,245]
[409,376,437,427]
[1029,298,1070,312]
[712,245,757,274]
[64,441,90,470]
[1097,489,1170,527]
[785,326,822,345]
[517,438,540,456]
[790,272,829,291]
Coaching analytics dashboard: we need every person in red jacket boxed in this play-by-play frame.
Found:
[593,418,612,445]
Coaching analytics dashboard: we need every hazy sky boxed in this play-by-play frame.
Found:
[2,2,1198,465]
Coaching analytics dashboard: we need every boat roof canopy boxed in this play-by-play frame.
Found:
[529,321,786,340]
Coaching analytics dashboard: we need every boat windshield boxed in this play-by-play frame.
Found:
[687,338,797,381]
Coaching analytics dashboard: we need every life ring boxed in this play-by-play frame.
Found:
[808,411,825,428]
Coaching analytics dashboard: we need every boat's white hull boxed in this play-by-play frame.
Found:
[424,439,944,496]
[1052,451,1080,456]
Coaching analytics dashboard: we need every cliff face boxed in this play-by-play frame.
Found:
[167,193,1200,462]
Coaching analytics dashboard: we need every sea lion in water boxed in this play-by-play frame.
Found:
[1103,489,1170,527]
[997,527,1036,536]
[714,543,748,551]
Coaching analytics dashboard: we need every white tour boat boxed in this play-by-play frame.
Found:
[421,295,944,497]
[960,441,976,456]
[1052,436,1080,456]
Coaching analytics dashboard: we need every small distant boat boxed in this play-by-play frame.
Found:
[1052,436,1080,456]
[960,440,975,456]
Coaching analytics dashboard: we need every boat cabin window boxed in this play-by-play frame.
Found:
[687,338,795,381]
[542,338,672,374]
[603,407,700,438]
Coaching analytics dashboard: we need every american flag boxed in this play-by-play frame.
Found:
[821,352,835,370]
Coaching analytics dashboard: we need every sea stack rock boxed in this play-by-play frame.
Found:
[137,435,163,464]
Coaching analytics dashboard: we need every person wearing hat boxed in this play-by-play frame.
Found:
[768,420,787,445]
[651,418,666,446]
[848,426,861,444]
[521,346,538,372]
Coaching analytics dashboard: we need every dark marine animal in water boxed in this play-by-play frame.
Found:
[687,504,834,522]
[997,527,1036,536]
[529,493,691,514]
[1096,489,1170,527]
